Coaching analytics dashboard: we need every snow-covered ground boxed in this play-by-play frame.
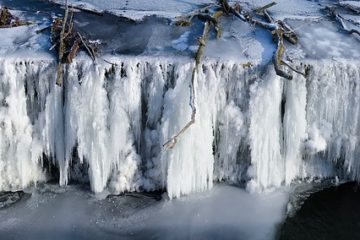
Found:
[0,0,359,61]
[47,0,356,21]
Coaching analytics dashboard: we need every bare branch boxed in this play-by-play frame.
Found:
[77,32,96,61]
[281,60,306,78]
[255,2,277,13]
[163,10,223,150]
[325,6,360,37]
[273,31,293,80]
[56,0,69,87]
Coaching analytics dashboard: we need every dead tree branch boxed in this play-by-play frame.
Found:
[281,60,306,78]
[51,1,99,86]
[163,11,222,150]
[273,30,293,80]
[77,32,96,61]
[339,2,360,14]
[325,6,360,37]
[255,2,277,13]
[163,21,211,150]
[218,0,304,80]
[56,0,69,87]
[174,3,216,26]
[164,0,310,149]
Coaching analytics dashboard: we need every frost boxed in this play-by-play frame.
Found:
[303,126,327,155]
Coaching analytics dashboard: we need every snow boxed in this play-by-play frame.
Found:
[340,1,360,10]
[303,126,327,155]
[47,0,325,21]
[50,0,213,21]
[0,184,289,240]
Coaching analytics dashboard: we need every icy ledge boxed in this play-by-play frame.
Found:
[0,57,359,198]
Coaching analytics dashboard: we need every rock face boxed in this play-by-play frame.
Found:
[0,57,359,198]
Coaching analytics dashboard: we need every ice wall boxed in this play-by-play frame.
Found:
[0,58,359,197]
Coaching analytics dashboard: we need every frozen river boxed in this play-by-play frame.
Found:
[0,184,288,240]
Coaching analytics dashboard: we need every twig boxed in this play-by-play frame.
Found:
[36,25,51,34]
[163,19,214,150]
[49,42,58,51]
[281,60,306,78]
[325,6,360,38]
[66,38,80,63]
[339,2,360,14]
[77,32,96,61]
[101,57,118,66]
[255,2,277,13]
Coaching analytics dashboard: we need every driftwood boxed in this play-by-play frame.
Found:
[218,0,304,80]
[325,6,360,37]
[163,1,308,150]
[52,1,98,86]
[174,3,216,27]
[56,0,70,86]
[0,7,32,28]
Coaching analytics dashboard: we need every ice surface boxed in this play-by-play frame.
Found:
[0,184,289,240]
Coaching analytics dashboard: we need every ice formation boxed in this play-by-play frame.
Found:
[0,57,359,198]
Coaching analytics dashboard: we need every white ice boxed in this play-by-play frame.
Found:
[0,184,289,240]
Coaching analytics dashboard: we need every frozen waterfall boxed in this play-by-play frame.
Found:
[0,57,359,198]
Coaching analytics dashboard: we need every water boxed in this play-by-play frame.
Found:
[279,182,360,240]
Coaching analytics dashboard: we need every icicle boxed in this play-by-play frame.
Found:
[0,60,44,191]
[0,57,359,197]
